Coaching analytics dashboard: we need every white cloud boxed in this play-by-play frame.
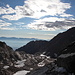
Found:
[6,4,10,8]
[2,14,24,20]
[0,20,12,26]
[0,4,15,15]
[60,13,73,17]
[0,20,13,30]
[0,0,74,31]
[23,0,71,18]
[0,20,5,22]
[27,17,75,31]
[28,32,55,36]
[0,27,15,30]
[0,0,72,20]
[0,19,26,30]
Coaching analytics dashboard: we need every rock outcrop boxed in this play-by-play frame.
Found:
[0,41,15,65]
[57,41,75,73]
[0,41,26,75]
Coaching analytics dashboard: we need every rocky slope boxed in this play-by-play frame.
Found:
[0,41,21,65]
[0,41,25,75]
[57,41,75,73]
[42,27,75,57]
[27,41,75,75]
[0,41,52,75]
[16,27,75,58]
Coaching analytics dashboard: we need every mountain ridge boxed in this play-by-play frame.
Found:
[16,40,48,54]
[16,27,75,57]
[0,37,38,40]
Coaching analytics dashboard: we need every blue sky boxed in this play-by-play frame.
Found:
[0,0,75,40]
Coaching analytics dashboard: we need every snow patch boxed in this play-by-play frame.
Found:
[13,70,30,75]
[40,54,46,57]
[3,66,9,69]
[15,59,26,68]
[30,68,33,70]
[40,54,50,59]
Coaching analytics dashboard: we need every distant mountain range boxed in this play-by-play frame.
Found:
[0,37,38,40]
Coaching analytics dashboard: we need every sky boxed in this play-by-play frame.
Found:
[0,0,75,40]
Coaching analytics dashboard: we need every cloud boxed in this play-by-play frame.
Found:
[27,17,75,31]
[23,0,71,18]
[28,32,55,36]
[0,0,74,31]
[0,20,13,30]
[0,4,15,15]
[0,0,72,20]
[0,27,15,30]
[0,19,26,30]
[0,20,4,22]
[0,20,12,27]
[2,14,24,20]
[6,4,10,8]
[60,13,73,17]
